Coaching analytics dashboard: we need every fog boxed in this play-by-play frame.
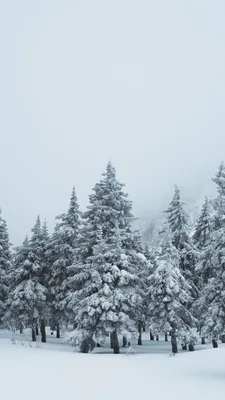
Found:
[0,0,225,244]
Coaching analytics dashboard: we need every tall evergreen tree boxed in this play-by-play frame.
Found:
[148,228,195,353]
[201,163,225,341]
[84,161,134,251]
[194,199,214,287]
[193,197,211,250]
[64,162,143,353]
[69,226,141,353]
[201,227,225,340]
[5,217,47,341]
[4,236,31,331]
[0,208,11,325]
[47,187,81,337]
[166,186,198,300]
[39,220,50,342]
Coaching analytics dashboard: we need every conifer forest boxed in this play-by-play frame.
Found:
[1,160,225,354]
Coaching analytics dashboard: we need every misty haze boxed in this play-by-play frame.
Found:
[1,1,225,243]
[1,1,225,400]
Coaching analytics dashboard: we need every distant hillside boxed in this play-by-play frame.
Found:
[134,180,216,247]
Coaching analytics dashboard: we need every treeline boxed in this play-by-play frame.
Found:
[0,161,225,354]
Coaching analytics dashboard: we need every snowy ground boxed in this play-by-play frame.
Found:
[0,328,215,354]
[0,331,225,399]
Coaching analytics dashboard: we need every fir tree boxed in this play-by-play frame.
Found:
[201,228,225,340]
[39,220,50,342]
[4,236,30,331]
[148,229,196,353]
[166,186,198,301]
[84,161,134,252]
[6,218,47,341]
[212,162,225,197]
[193,198,213,290]
[41,219,49,242]
[67,226,141,353]
[5,232,47,340]
[0,208,12,325]
[47,187,81,337]
[64,162,143,353]
[201,163,225,341]
[193,197,211,250]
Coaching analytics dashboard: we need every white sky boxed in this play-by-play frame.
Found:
[0,0,225,244]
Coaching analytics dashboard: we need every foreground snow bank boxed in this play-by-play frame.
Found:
[0,340,224,400]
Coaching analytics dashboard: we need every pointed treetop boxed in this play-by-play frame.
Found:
[41,219,49,241]
[68,186,78,214]
[30,215,42,246]
[32,215,41,232]
[86,161,133,245]
[212,162,225,196]
[105,160,116,179]
[66,186,80,230]
[166,185,189,229]
[23,235,29,247]
[56,186,80,233]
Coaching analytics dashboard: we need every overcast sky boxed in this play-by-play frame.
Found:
[1,0,225,244]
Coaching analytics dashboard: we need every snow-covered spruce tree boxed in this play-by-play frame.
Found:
[6,217,47,341]
[193,238,215,344]
[64,162,144,353]
[201,228,225,342]
[126,230,153,345]
[67,225,141,353]
[165,186,199,302]
[193,197,214,287]
[47,187,81,337]
[135,251,153,345]
[148,228,196,353]
[3,236,31,332]
[28,217,48,341]
[83,161,134,252]
[38,220,50,342]
[191,198,215,344]
[193,197,212,250]
[192,198,213,342]
[0,208,12,325]
[200,163,225,343]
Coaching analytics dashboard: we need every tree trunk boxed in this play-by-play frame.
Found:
[188,343,195,351]
[165,332,168,342]
[201,337,206,345]
[32,326,36,342]
[111,330,120,354]
[36,324,39,336]
[80,337,95,353]
[110,333,113,349]
[156,334,159,341]
[212,338,218,348]
[171,329,178,354]
[182,343,187,350]
[19,323,23,334]
[40,320,46,343]
[143,323,146,333]
[122,336,127,347]
[138,322,142,345]
[221,334,225,343]
[150,331,154,341]
[56,323,60,339]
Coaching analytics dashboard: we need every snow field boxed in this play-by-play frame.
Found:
[0,339,224,400]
